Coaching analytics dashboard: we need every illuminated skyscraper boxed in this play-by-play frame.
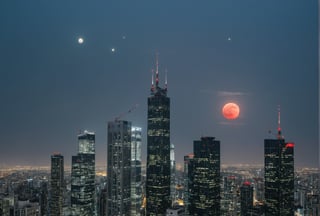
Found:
[170,143,176,204]
[71,130,96,216]
[146,57,171,215]
[183,153,194,215]
[107,120,132,216]
[240,181,253,216]
[264,109,294,216]
[189,137,220,216]
[50,153,64,216]
[131,126,142,216]
[221,175,237,215]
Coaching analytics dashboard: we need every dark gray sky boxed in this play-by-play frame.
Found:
[0,0,318,168]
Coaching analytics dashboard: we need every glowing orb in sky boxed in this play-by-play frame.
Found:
[111,48,115,52]
[222,103,240,120]
[78,37,84,44]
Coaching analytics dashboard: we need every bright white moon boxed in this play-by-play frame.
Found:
[111,48,115,52]
[78,37,84,44]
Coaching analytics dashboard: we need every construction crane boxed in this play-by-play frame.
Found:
[114,104,139,122]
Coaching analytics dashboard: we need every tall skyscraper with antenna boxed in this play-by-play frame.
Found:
[264,107,294,216]
[146,55,171,215]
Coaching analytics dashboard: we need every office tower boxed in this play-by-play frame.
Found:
[131,126,142,216]
[40,181,48,216]
[221,175,238,215]
[240,181,253,216]
[183,153,194,215]
[189,137,220,216]
[107,120,132,216]
[170,143,176,204]
[264,110,294,216]
[71,130,96,216]
[220,173,240,216]
[146,57,171,215]
[98,188,107,216]
[0,196,10,216]
[50,153,64,216]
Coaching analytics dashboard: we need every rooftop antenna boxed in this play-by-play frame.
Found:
[155,52,159,87]
[151,69,154,92]
[165,68,168,90]
[277,105,282,139]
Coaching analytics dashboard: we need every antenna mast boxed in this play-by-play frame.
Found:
[155,52,159,87]
[165,68,168,90]
[277,105,282,139]
[151,69,154,92]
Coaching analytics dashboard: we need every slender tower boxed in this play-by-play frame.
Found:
[264,107,294,216]
[131,126,142,216]
[146,55,171,215]
[50,153,64,216]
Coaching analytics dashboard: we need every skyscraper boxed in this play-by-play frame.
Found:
[264,109,294,216]
[131,126,142,216]
[146,57,171,215]
[170,143,176,204]
[189,137,221,216]
[50,153,64,216]
[240,181,253,216]
[221,175,238,215]
[40,181,49,216]
[71,130,96,216]
[107,120,132,216]
[183,153,194,215]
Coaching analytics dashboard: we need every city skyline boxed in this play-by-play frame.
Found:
[0,1,318,168]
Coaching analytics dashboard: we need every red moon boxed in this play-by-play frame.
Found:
[222,103,240,120]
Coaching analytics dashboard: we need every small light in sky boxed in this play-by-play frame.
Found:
[122,36,126,40]
[78,37,84,44]
[228,37,232,41]
[111,48,115,52]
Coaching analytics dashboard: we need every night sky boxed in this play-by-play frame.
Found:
[0,1,318,168]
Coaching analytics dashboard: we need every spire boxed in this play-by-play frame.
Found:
[165,68,168,90]
[155,52,159,87]
[277,105,282,139]
[151,69,154,92]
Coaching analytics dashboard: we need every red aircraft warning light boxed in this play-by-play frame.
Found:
[243,181,251,186]
[286,143,294,148]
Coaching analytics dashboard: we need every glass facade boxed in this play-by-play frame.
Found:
[131,126,142,216]
[71,131,96,216]
[240,182,253,216]
[78,130,95,154]
[107,120,132,216]
[189,137,220,216]
[50,154,64,216]
[183,153,194,215]
[146,84,171,215]
[170,143,176,204]
[264,138,294,216]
